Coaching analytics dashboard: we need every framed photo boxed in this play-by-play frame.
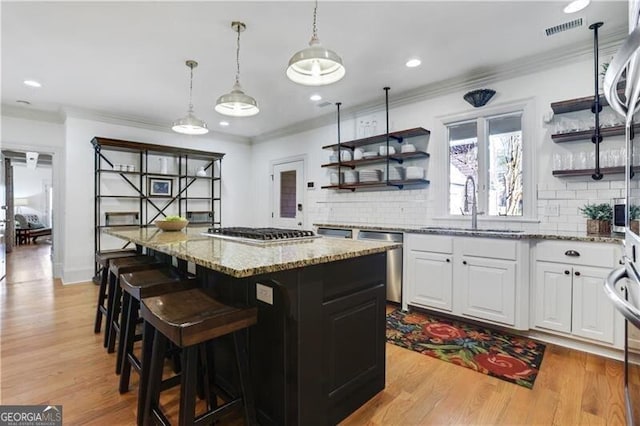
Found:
[148,177,172,197]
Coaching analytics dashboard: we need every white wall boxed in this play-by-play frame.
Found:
[13,163,53,226]
[251,56,626,233]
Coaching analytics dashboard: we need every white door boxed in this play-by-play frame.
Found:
[534,261,573,333]
[407,249,453,312]
[572,265,615,344]
[272,160,304,229]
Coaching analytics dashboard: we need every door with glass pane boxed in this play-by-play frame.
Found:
[272,160,304,229]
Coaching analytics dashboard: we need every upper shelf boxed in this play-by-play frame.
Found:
[551,124,639,143]
[550,85,626,114]
[322,127,430,150]
[552,165,639,177]
[320,179,430,191]
[92,136,225,160]
[321,151,430,168]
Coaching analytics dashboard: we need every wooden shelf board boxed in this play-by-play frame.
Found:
[321,179,430,190]
[551,124,639,143]
[92,137,225,160]
[321,151,430,168]
[98,169,141,175]
[322,127,430,150]
[97,195,142,199]
[550,86,626,114]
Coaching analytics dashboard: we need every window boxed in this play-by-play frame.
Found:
[448,111,524,217]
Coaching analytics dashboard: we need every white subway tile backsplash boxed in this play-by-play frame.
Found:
[538,190,556,199]
[587,181,610,190]
[566,182,588,190]
[596,189,623,199]
[555,190,576,199]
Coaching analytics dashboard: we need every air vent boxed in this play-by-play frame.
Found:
[316,101,332,108]
[545,18,583,36]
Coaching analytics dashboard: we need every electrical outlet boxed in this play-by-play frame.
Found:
[256,283,273,305]
[544,205,560,216]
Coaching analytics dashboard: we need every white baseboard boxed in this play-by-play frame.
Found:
[61,267,94,285]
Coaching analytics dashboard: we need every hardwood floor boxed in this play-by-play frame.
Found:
[0,244,630,425]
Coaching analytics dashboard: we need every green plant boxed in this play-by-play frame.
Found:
[579,203,612,221]
[630,205,640,220]
[600,62,609,77]
[163,215,186,222]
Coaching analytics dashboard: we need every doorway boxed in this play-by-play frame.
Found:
[271,158,305,229]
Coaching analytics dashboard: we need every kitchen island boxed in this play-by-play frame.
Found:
[105,227,400,425]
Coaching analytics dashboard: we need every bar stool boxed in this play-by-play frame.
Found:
[141,288,258,426]
[105,255,164,353]
[94,249,138,334]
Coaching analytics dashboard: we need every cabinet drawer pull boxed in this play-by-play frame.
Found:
[446,258,450,263]
[462,260,467,265]
[564,250,580,257]
[564,270,570,275]
[574,271,581,276]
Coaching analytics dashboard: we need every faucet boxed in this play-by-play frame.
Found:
[464,176,482,230]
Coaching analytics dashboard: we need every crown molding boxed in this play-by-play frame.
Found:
[1,104,65,124]
[251,28,627,144]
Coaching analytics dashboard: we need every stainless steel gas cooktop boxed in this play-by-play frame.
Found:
[204,227,318,245]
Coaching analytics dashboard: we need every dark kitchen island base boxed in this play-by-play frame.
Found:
[198,252,387,426]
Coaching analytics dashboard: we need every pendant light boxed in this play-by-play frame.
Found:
[215,21,259,117]
[286,0,345,86]
[172,60,209,135]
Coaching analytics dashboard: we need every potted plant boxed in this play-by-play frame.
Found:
[579,203,612,235]
[630,204,640,234]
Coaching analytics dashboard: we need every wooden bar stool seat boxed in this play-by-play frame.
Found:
[118,266,197,393]
[141,288,258,426]
[94,249,138,334]
[105,255,164,353]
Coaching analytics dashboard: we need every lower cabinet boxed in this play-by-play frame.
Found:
[404,233,528,329]
[533,240,620,346]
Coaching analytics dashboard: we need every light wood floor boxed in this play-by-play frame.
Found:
[0,243,631,425]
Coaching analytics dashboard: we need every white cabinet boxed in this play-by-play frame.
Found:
[404,234,528,329]
[404,234,453,312]
[533,241,620,346]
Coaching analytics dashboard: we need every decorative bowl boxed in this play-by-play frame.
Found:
[154,219,189,231]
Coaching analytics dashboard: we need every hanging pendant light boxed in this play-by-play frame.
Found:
[286,0,345,86]
[215,21,259,117]
[172,60,209,135]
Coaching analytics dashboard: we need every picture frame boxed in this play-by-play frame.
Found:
[148,177,172,197]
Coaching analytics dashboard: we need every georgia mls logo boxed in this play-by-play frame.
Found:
[0,404,62,426]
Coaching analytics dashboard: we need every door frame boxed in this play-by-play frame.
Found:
[2,142,62,278]
[270,154,307,229]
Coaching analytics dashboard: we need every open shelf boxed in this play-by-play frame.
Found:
[550,85,626,114]
[98,169,142,175]
[553,165,638,177]
[181,175,221,180]
[179,197,221,200]
[321,151,430,168]
[97,195,142,199]
[321,179,430,190]
[551,124,639,143]
[322,127,430,150]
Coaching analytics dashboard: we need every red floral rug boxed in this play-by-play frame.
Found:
[386,309,545,389]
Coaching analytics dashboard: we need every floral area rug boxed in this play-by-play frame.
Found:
[386,309,546,389]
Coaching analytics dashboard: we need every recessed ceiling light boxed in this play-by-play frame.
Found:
[23,80,42,88]
[16,100,31,105]
[563,0,590,13]
[405,58,422,68]
[310,94,322,101]
[219,121,230,127]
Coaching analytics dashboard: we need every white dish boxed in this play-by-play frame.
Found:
[379,146,397,156]
[340,149,352,162]
[401,144,416,153]
[362,151,378,159]
[353,148,364,160]
[405,166,424,179]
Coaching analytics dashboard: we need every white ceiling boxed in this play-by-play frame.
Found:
[1,1,629,139]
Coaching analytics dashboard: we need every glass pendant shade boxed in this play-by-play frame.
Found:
[172,60,208,135]
[215,82,259,117]
[286,37,345,86]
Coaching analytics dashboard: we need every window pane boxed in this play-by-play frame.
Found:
[487,114,522,216]
[279,170,296,219]
[449,122,478,215]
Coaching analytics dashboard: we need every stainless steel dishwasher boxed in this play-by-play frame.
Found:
[357,230,403,303]
[316,227,353,239]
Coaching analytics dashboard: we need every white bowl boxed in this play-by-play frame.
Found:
[353,148,364,160]
[340,149,352,162]
[379,146,396,156]
[401,144,416,153]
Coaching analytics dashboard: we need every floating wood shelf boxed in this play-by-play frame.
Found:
[322,127,430,150]
[550,85,626,114]
[552,166,640,177]
[321,151,430,168]
[551,124,639,143]
[321,179,430,190]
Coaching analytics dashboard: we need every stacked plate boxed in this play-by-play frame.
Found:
[362,151,378,159]
[405,166,425,180]
[344,170,359,184]
[359,169,382,183]
[385,166,405,181]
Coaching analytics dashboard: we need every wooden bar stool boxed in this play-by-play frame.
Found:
[105,255,164,353]
[117,266,196,392]
[141,288,258,426]
[94,249,138,334]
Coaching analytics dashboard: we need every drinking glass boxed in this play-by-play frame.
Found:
[553,153,562,170]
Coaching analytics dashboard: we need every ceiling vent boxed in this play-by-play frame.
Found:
[545,18,583,36]
[316,101,332,108]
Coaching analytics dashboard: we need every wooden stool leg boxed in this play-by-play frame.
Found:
[116,291,131,375]
[178,346,198,426]
[137,320,154,426]
[234,331,258,426]
[107,280,123,354]
[103,270,117,348]
[144,329,167,426]
[119,294,138,386]
[94,267,108,333]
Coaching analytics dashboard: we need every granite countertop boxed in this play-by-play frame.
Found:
[104,227,400,278]
[313,223,624,244]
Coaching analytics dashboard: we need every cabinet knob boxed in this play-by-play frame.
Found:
[574,271,581,276]
[564,270,570,275]
[462,260,467,265]
[564,250,580,257]
[446,258,450,262]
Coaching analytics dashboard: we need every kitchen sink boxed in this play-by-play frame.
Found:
[420,226,524,234]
